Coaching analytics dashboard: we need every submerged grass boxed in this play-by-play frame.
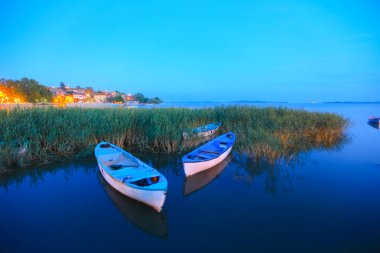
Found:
[0,106,348,172]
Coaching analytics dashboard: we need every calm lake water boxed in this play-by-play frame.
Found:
[1,103,380,253]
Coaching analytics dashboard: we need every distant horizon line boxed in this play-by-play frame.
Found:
[164,100,380,104]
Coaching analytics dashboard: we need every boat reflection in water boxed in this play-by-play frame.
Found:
[98,174,168,238]
[368,122,380,130]
[183,154,232,196]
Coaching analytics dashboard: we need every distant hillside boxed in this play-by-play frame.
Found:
[323,101,380,104]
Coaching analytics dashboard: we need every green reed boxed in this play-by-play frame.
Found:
[0,106,348,172]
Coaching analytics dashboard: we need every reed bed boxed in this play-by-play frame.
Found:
[0,106,348,172]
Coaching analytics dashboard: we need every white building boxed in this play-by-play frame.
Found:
[73,92,86,101]
[93,92,107,103]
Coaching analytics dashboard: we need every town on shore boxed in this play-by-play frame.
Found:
[0,77,163,105]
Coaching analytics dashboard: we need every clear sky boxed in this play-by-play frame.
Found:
[1,0,379,102]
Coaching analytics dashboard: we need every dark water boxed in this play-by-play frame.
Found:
[1,103,380,253]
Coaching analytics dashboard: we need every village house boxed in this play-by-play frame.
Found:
[49,84,143,104]
[102,90,117,99]
[93,92,107,103]
[73,91,86,102]
[51,88,66,96]
[124,93,134,101]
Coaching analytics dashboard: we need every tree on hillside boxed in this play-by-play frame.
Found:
[132,92,163,104]
[85,87,94,95]
[133,93,146,103]
[2,78,53,103]
[0,79,24,102]
[107,94,125,103]
[16,78,53,103]
[149,97,163,104]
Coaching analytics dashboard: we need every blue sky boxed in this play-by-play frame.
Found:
[1,0,379,102]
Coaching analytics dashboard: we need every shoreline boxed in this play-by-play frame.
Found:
[0,102,160,110]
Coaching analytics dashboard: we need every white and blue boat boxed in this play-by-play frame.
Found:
[184,122,222,138]
[368,116,380,125]
[182,132,236,176]
[95,142,167,212]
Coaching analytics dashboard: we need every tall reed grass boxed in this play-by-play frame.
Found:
[0,106,348,172]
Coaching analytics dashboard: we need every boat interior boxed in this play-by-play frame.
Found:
[98,145,139,169]
[195,122,221,132]
[187,143,227,161]
[185,133,235,161]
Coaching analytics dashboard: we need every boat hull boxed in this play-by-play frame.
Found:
[98,162,166,212]
[183,146,232,177]
[368,118,380,125]
[183,122,221,139]
[183,129,218,139]
[197,129,218,137]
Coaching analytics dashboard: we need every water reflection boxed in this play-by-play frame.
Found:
[98,174,168,238]
[231,157,304,194]
[0,157,96,189]
[368,122,380,130]
[183,154,232,196]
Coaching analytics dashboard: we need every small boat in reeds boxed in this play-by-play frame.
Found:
[98,175,168,238]
[368,116,380,125]
[184,154,231,196]
[182,132,236,177]
[95,142,167,212]
[183,122,222,138]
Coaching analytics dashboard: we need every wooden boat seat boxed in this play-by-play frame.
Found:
[187,154,209,160]
[219,142,228,148]
[199,141,229,154]
[101,153,139,167]
[195,155,209,160]
[109,164,138,170]
[196,152,217,159]
[199,149,220,155]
